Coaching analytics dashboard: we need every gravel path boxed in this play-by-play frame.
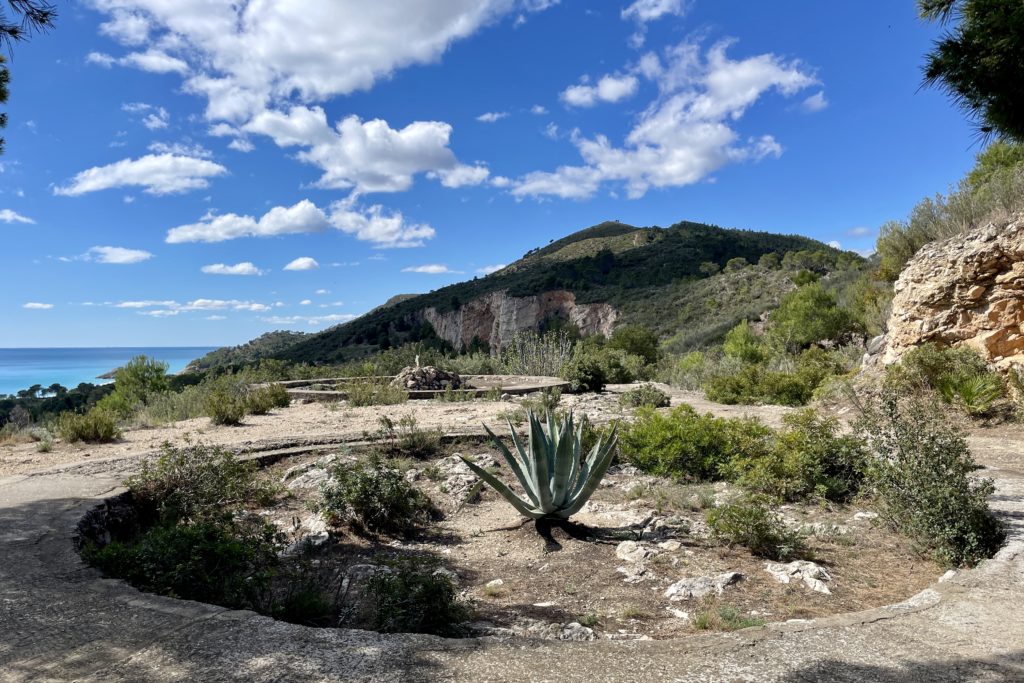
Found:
[1,390,1022,682]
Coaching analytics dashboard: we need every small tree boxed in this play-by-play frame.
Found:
[608,324,660,365]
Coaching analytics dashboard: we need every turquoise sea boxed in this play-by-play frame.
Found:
[0,347,218,396]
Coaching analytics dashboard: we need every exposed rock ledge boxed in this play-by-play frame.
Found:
[422,289,617,351]
[882,214,1024,369]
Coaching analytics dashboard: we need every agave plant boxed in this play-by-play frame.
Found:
[461,409,617,520]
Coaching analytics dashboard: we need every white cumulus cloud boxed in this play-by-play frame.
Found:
[514,40,817,200]
[85,246,153,264]
[561,74,639,107]
[801,90,828,112]
[477,264,506,275]
[23,302,53,310]
[54,154,227,196]
[0,209,34,224]
[284,257,319,271]
[165,200,328,243]
[402,264,459,274]
[476,111,508,123]
[201,262,264,275]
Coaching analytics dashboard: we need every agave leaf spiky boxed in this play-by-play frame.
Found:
[461,409,617,520]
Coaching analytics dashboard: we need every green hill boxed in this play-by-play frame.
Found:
[194,218,859,369]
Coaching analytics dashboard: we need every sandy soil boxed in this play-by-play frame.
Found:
[1,384,790,478]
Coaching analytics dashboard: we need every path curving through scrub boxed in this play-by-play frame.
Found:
[1,390,1022,682]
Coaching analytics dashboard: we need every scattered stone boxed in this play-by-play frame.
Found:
[437,454,497,502]
[557,622,597,642]
[940,570,957,583]
[533,601,555,608]
[345,564,390,581]
[664,572,742,601]
[432,567,460,584]
[666,608,690,621]
[615,540,652,563]
[852,511,879,522]
[616,564,651,585]
[286,467,330,490]
[603,632,652,641]
[405,468,420,483]
[658,540,682,552]
[763,560,832,594]
[485,578,505,589]
[280,461,315,483]
[392,365,464,390]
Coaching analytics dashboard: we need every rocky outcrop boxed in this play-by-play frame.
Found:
[422,289,617,351]
[392,366,463,390]
[882,215,1024,369]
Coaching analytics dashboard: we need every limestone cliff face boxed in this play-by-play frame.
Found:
[422,290,618,350]
[882,215,1024,369]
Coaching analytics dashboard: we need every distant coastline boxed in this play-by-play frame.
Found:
[0,347,218,396]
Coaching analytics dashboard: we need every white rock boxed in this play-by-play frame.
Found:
[763,560,832,594]
[658,540,682,552]
[616,564,650,584]
[664,572,742,601]
[615,540,651,563]
[852,511,879,522]
[287,467,330,490]
[666,608,690,621]
[558,622,597,641]
[485,578,505,589]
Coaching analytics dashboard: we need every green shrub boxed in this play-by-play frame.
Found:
[767,284,857,351]
[723,409,867,502]
[723,321,767,364]
[204,380,249,426]
[856,392,1004,567]
[693,601,766,631]
[706,494,806,561]
[134,384,209,426]
[520,387,562,414]
[620,405,772,480]
[83,516,283,610]
[125,443,278,524]
[374,415,442,459]
[320,456,435,535]
[246,383,292,415]
[887,343,1005,417]
[608,325,660,365]
[56,408,121,443]
[560,348,608,393]
[703,365,818,407]
[345,379,409,407]
[619,383,671,409]
[365,558,468,636]
[501,330,574,377]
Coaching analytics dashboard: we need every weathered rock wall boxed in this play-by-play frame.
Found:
[422,289,618,350]
[882,215,1024,369]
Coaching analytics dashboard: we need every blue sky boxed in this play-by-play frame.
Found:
[1,0,977,347]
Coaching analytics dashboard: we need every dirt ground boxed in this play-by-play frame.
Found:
[257,433,940,641]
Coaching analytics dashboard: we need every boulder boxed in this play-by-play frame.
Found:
[881,215,1024,371]
[392,365,464,391]
[763,560,832,594]
[664,572,742,601]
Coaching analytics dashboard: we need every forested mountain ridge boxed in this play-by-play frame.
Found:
[192,219,860,369]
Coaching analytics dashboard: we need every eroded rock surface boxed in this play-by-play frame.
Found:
[882,215,1024,369]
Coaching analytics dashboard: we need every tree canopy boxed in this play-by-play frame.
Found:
[0,1,56,153]
[920,0,1024,141]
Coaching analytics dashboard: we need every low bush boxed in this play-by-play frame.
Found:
[619,383,671,409]
[722,409,867,502]
[133,384,209,426]
[125,443,278,524]
[204,380,249,426]
[320,456,436,535]
[501,330,574,377]
[692,601,766,631]
[887,343,1005,417]
[856,391,1004,567]
[55,407,121,443]
[706,494,806,561]
[83,516,283,610]
[703,348,846,407]
[619,405,772,480]
[345,379,409,407]
[365,557,468,636]
[722,321,768,364]
[560,347,607,393]
[246,383,291,415]
[374,415,442,459]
